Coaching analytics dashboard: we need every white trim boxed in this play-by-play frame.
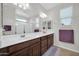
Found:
[55,45,79,53]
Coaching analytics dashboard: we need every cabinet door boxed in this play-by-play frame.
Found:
[26,47,33,56]
[48,34,53,48]
[41,36,48,55]
[32,42,40,56]
[10,47,32,56]
[10,48,27,56]
[41,47,47,55]
[0,48,9,56]
[41,39,47,48]
[41,36,48,48]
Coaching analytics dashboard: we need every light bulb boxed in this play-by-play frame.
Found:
[18,4,23,8]
[26,3,29,7]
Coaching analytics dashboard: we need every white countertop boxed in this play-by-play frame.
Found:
[0,31,54,49]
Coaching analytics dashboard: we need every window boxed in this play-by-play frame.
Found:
[60,7,72,25]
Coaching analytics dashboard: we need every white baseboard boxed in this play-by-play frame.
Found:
[55,45,79,53]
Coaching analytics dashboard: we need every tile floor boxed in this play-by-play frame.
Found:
[43,46,79,56]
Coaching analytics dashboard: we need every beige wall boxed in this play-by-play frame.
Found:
[49,3,79,52]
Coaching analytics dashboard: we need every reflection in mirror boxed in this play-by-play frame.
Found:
[42,21,47,33]
[0,3,53,36]
[48,21,51,29]
[34,18,40,32]
[15,18,27,34]
[42,21,46,29]
[35,18,39,28]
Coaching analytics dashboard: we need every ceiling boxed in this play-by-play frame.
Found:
[5,3,61,19]
[16,3,49,18]
[40,3,60,11]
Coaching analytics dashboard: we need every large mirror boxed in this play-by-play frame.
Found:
[0,3,52,36]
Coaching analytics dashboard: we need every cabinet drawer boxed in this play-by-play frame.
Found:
[10,47,33,56]
[0,48,8,52]
[30,38,40,45]
[0,48,9,56]
[10,42,40,56]
[10,48,28,56]
[9,38,40,54]
[9,41,31,54]
[48,34,53,38]
[41,36,47,40]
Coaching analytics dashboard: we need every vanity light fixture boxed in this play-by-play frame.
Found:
[16,19,27,22]
[18,4,23,8]
[40,12,47,18]
[13,3,30,10]
[23,3,30,10]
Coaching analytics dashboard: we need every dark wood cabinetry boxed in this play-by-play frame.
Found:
[0,34,53,56]
[10,46,33,56]
[47,34,53,48]
[10,48,29,56]
[40,36,48,55]
[9,38,40,56]
[32,42,40,56]
[0,48,9,56]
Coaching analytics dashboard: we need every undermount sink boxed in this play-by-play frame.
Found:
[20,34,25,38]
[20,34,31,39]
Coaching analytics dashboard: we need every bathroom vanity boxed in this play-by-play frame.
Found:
[0,32,54,56]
